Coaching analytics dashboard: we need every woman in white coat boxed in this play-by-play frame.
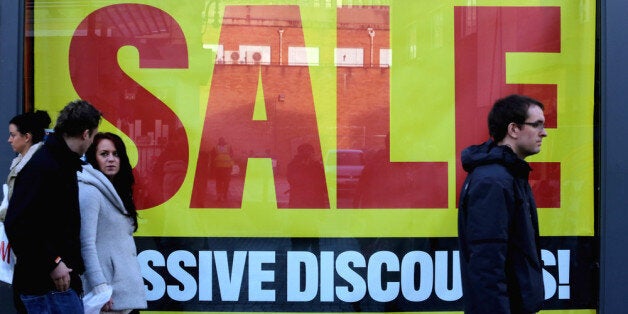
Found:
[79,132,146,313]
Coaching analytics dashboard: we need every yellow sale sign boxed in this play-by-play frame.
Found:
[33,0,596,312]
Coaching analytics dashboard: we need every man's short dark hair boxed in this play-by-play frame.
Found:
[54,99,102,137]
[488,94,544,142]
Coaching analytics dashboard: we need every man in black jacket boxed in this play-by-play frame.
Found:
[458,94,547,313]
[5,100,101,313]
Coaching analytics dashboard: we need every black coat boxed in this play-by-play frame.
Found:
[458,140,544,313]
[5,134,85,295]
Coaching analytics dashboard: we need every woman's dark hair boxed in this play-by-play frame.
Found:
[85,132,139,231]
[9,110,51,144]
[488,94,545,142]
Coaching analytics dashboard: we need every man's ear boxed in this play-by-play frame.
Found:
[82,129,90,140]
[506,122,520,139]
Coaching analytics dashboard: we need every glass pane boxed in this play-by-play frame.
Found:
[25,0,597,312]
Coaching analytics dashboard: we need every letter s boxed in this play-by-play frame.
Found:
[138,249,166,301]
[69,4,189,209]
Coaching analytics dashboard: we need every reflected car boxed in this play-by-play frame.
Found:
[325,149,365,191]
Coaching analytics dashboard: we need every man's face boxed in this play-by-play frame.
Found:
[79,127,98,155]
[515,104,548,158]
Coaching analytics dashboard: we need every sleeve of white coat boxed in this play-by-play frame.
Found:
[79,183,108,289]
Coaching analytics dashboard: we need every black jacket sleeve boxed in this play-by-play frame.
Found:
[461,177,514,313]
[5,162,60,273]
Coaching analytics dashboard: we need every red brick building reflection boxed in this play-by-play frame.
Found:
[191,5,398,209]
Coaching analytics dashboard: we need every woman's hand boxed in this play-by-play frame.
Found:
[101,298,113,311]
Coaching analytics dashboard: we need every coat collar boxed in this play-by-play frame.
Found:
[78,164,128,215]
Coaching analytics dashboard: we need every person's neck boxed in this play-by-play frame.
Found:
[498,139,524,160]
[62,135,83,155]
[18,143,34,157]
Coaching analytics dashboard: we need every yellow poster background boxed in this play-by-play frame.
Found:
[34,0,595,240]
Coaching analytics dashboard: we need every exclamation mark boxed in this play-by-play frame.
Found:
[557,250,570,299]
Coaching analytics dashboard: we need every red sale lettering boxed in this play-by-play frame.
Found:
[454,6,561,207]
[0,241,11,264]
[69,4,189,209]
[337,7,447,209]
[190,6,329,209]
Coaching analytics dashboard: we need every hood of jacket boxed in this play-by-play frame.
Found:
[461,139,531,178]
[77,164,128,215]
